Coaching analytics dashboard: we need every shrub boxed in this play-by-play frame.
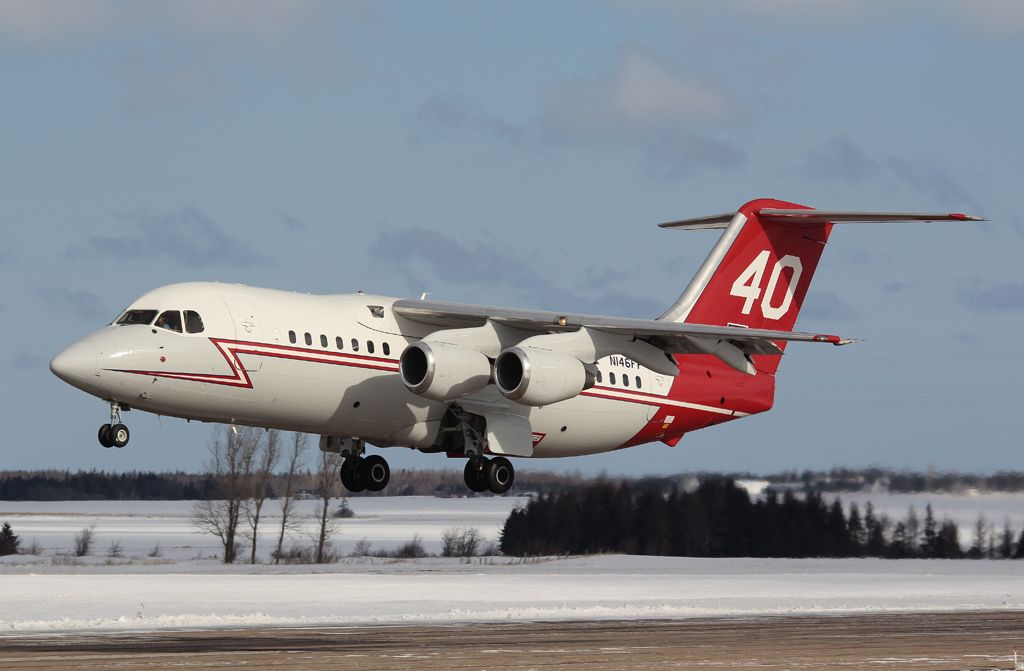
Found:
[73,525,96,557]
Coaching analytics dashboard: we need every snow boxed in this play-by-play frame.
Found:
[0,496,527,559]
[2,555,1023,634]
[2,495,1024,635]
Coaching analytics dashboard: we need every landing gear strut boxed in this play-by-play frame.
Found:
[98,403,130,448]
[321,436,391,493]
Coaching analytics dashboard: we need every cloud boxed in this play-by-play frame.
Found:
[368,227,664,318]
[416,47,746,179]
[881,280,911,295]
[0,0,331,45]
[799,290,860,322]
[117,52,222,116]
[417,97,530,148]
[944,0,1024,37]
[539,47,745,177]
[955,279,1024,312]
[951,331,979,346]
[639,1,1024,35]
[282,215,305,232]
[794,136,981,211]
[35,287,109,322]
[66,208,271,269]
[10,352,46,371]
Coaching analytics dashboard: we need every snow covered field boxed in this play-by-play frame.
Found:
[0,496,526,560]
[2,495,1024,635]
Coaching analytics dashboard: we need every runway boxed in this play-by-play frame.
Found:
[1,611,1022,670]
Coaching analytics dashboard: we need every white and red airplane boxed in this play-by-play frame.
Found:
[50,198,979,494]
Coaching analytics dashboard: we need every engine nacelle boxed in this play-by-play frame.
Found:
[399,341,491,402]
[494,346,592,407]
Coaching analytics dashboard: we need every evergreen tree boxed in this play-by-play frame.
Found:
[864,503,888,556]
[847,503,864,556]
[0,522,20,555]
[935,520,962,558]
[921,504,938,557]
[999,521,1014,559]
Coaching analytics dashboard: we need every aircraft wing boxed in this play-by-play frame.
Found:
[392,299,847,374]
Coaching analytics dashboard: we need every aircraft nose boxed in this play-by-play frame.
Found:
[50,340,97,387]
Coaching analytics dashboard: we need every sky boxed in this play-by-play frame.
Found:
[0,0,1021,476]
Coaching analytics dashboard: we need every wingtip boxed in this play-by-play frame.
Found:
[813,334,861,346]
[949,213,986,222]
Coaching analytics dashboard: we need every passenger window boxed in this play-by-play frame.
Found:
[382,342,390,356]
[609,372,616,385]
[184,310,204,334]
[320,334,328,348]
[336,336,344,350]
[635,376,642,389]
[596,370,602,384]
[116,309,158,326]
[155,310,183,333]
[289,330,296,344]
[351,338,359,352]
[304,332,312,346]
[623,374,629,388]
[367,341,375,354]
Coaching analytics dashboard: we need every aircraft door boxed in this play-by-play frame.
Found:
[221,295,262,371]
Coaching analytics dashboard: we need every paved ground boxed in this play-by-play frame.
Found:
[1,611,1022,670]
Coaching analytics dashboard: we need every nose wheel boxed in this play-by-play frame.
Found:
[98,404,130,448]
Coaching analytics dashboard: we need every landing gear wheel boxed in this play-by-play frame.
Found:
[340,458,366,493]
[98,424,114,448]
[110,423,130,448]
[485,456,514,494]
[463,458,488,493]
[360,455,390,492]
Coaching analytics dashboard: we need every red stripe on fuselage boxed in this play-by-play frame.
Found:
[111,337,399,388]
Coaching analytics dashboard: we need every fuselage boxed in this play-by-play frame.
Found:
[50,282,774,458]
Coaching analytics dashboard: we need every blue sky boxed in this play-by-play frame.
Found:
[1,0,1021,476]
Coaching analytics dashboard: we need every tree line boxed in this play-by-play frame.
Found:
[4,466,1024,501]
[499,478,1024,559]
[0,466,584,500]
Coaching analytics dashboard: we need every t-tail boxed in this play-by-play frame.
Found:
[658,197,981,375]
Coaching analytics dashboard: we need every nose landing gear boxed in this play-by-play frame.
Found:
[98,403,130,448]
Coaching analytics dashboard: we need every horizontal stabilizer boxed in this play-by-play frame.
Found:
[660,209,984,230]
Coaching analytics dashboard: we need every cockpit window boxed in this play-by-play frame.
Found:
[116,309,158,326]
[184,310,205,334]
[155,310,183,333]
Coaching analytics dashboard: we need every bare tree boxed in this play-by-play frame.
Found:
[274,432,306,564]
[313,448,341,563]
[243,429,280,564]
[192,426,259,563]
[73,525,96,557]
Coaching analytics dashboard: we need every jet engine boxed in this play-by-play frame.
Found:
[493,346,594,407]
[399,341,491,401]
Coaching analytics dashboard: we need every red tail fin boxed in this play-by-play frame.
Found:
[663,198,832,375]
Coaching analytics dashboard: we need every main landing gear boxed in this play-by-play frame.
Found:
[340,454,391,493]
[463,456,515,495]
[98,403,130,448]
[320,436,391,493]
